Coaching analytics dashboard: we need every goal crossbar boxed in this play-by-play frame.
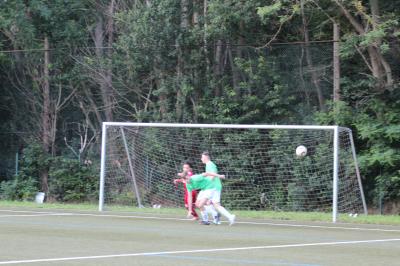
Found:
[102,122,337,130]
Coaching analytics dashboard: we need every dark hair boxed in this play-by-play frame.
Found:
[202,151,210,158]
[183,161,193,168]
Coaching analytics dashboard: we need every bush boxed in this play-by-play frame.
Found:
[315,96,400,207]
[0,142,46,201]
[0,142,99,203]
[0,176,39,201]
[48,157,98,202]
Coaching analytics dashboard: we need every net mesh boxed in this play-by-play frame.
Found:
[102,125,364,215]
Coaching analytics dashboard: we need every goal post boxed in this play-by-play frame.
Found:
[99,122,367,223]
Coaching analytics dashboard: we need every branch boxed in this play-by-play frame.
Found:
[309,0,335,23]
[257,6,298,49]
[332,0,365,34]
[64,137,79,159]
[354,45,373,73]
[54,82,77,112]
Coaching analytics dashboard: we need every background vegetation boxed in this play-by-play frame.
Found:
[0,0,399,213]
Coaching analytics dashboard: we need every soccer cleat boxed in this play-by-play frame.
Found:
[213,213,221,225]
[199,220,210,225]
[228,214,236,226]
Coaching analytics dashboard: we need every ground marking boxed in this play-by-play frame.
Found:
[0,238,399,265]
[0,213,74,218]
[0,210,56,214]
[1,209,400,233]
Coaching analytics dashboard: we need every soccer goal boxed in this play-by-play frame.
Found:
[99,123,367,222]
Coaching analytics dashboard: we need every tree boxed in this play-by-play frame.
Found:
[332,0,394,88]
[0,0,86,193]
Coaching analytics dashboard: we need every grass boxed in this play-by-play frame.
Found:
[2,207,399,266]
[0,200,399,225]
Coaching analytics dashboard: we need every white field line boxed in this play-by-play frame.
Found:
[0,238,399,265]
[1,209,400,233]
[0,210,57,214]
[237,220,400,233]
[0,210,75,218]
[0,213,74,218]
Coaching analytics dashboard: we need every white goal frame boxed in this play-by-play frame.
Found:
[99,122,368,223]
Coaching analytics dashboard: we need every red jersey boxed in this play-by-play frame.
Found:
[179,171,197,203]
[174,171,198,219]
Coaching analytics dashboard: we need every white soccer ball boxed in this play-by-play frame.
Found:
[296,145,307,157]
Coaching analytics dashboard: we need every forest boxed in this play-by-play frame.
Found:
[0,0,399,213]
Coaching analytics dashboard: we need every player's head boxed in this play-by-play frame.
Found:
[182,161,193,172]
[201,151,211,164]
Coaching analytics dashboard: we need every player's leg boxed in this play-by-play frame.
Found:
[196,190,212,225]
[204,200,220,225]
[190,190,199,219]
[196,198,209,224]
[212,190,235,225]
[184,190,189,209]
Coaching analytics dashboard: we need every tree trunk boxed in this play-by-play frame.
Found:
[333,23,340,102]
[192,0,200,27]
[369,0,393,87]
[175,0,189,121]
[157,78,168,121]
[105,0,115,121]
[41,36,50,194]
[333,0,393,88]
[227,21,246,98]
[370,0,380,27]
[214,40,223,97]
[227,44,240,94]
[203,0,210,71]
[94,0,114,122]
[301,0,325,110]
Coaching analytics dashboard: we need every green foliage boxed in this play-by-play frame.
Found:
[257,1,282,20]
[0,142,47,200]
[18,142,51,180]
[0,177,38,201]
[0,0,400,211]
[48,157,98,202]
[0,143,98,202]
[257,0,299,25]
[315,93,400,204]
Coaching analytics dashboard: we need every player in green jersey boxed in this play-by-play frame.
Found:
[201,151,235,225]
[186,152,236,225]
[186,173,218,225]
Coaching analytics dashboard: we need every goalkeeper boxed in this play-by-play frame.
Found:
[173,162,199,220]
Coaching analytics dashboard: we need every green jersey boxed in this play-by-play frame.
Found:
[186,174,215,192]
[206,161,222,192]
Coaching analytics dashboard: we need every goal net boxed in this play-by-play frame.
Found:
[99,123,367,222]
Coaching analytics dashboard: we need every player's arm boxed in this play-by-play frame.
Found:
[177,172,186,178]
[174,172,187,185]
[173,178,185,185]
[202,172,225,179]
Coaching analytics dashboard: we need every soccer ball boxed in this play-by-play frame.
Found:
[296,145,307,157]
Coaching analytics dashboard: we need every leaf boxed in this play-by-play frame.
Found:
[257,1,282,21]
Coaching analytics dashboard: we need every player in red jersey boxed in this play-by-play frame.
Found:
[174,162,199,220]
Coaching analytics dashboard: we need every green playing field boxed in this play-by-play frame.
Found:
[0,208,399,265]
